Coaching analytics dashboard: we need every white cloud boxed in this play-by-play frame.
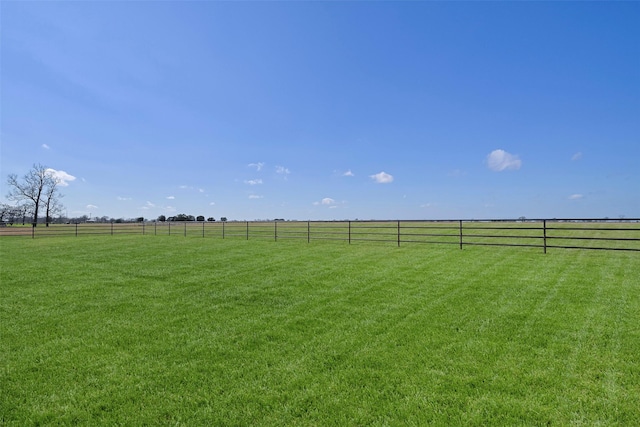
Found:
[166,196,175,200]
[314,197,336,206]
[569,194,583,200]
[343,170,355,177]
[146,201,156,208]
[42,144,51,150]
[571,152,583,161]
[321,197,336,205]
[276,166,290,175]
[244,179,263,185]
[209,202,216,206]
[248,162,265,171]
[117,196,132,201]
[86,204,98,209]
[487,149,522,172]
[45,168,76,186]
[370,171,394,184]
[177,185,204,192]
[249,194,263,199]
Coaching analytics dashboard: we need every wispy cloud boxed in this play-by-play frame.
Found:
[343,170,355,177]
[117,196,132,201]
[321,197,335,205]
[571,152,583,161]
[487,149,522,172]
[45,168,76,186]
[86,204,98,209]
[42,144,51,150]
[166,196,175,200]
[244,179,263,185]
[248,162,265,171]
[249,194,263,199]
[314,197,336,206]
[276,166,290,175]
[370,171,394,184]
[569,194,583,200]
[178,185,205,193]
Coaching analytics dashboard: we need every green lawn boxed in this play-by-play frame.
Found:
[1,236,639,425]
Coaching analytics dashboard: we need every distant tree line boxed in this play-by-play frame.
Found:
[158,214,227,222]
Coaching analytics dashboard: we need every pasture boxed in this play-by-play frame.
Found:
[1,236,639,425]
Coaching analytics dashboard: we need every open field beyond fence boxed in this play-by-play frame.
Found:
[1,236,639,425]
[2,218,639,253]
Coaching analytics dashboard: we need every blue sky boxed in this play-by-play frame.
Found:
[2,1,638,220]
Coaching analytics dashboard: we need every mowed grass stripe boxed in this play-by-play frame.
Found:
[1,236,639,425]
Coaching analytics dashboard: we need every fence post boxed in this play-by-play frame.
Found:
[307,221,310,243]
[76,222,78,237]
[246,221,249,240]
[184,222,186,237]
[111,221,114,236]
[543,219,547,254]
[459,220,463,250]
[202,221,205,238]
[222,221,225,239]
[168,222,171,235]
[348,221,351,244]
[154,221,157,236]
[142,222,145,235]
[274,221,277,241]
[397,220,401,247]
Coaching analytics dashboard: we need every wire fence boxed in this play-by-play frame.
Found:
[1,219,639,253]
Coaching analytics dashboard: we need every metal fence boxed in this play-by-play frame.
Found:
[2,219,639,253]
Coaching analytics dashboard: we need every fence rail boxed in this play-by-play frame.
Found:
[1,219,639,253]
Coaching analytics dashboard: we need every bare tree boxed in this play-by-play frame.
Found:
[42,177,63,226]
[6,163,62,227]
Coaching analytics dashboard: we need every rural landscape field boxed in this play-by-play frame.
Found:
[3,1,638,425]
[1,235,638,425]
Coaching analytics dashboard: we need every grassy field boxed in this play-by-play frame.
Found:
[1,236,639,425]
